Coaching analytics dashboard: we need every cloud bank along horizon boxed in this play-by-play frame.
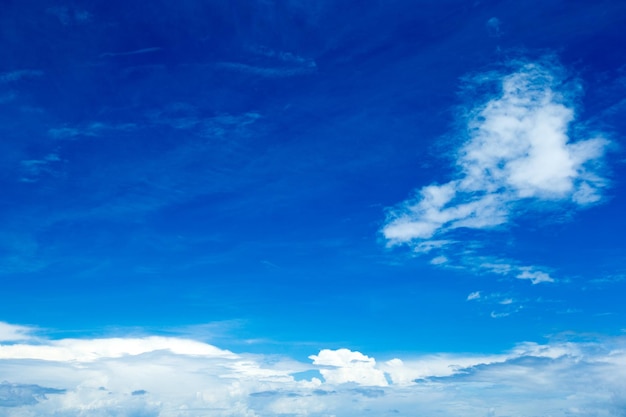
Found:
[2,322,626,417]
[382,59,612,284]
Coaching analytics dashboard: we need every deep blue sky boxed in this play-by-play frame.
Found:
[1,1,626,415]
[3,0,626,351]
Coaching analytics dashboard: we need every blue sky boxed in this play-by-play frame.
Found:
[2,0,626,416]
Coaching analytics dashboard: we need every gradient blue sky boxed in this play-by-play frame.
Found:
[2,1,626,416]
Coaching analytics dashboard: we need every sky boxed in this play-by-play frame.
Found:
[1,0,626,416]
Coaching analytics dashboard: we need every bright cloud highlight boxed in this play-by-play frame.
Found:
[309,348,388,386]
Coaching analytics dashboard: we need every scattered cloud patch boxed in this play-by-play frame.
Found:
[382,59,610,283]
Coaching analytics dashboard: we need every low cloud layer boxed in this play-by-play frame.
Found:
[382,60,611,282]
[1,322,625,416]
[0,322,35,342]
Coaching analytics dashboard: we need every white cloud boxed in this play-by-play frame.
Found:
[466,291,481,301]
[516,267,555,284]
[1,325,626,416]
[0,322,35,342]
[479,261,513,275]
[309,349,388,386]
[473,258,555,285]
[382,60,610,282]
[430,255,448,265]
[0,336,236,362]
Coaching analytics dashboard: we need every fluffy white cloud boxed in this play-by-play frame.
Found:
[309,348,388,386]
[382,60,610,282]
[1,322,626,416]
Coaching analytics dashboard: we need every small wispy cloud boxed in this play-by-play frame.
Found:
[215,61,317,78]
[466,291,481,301]
[0,69,43,84]
[248,45,317,67]
[99,47,162,59]
[48,122,137,139]
[476,260,555,284]
[146,105,262,143]
[466,291,524,317]
[516,267,554,284]
[490,310,511,318]
[46,6,92,25]
[382,59,611,282]
[215,47,316,79]
[19,153,62,183]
